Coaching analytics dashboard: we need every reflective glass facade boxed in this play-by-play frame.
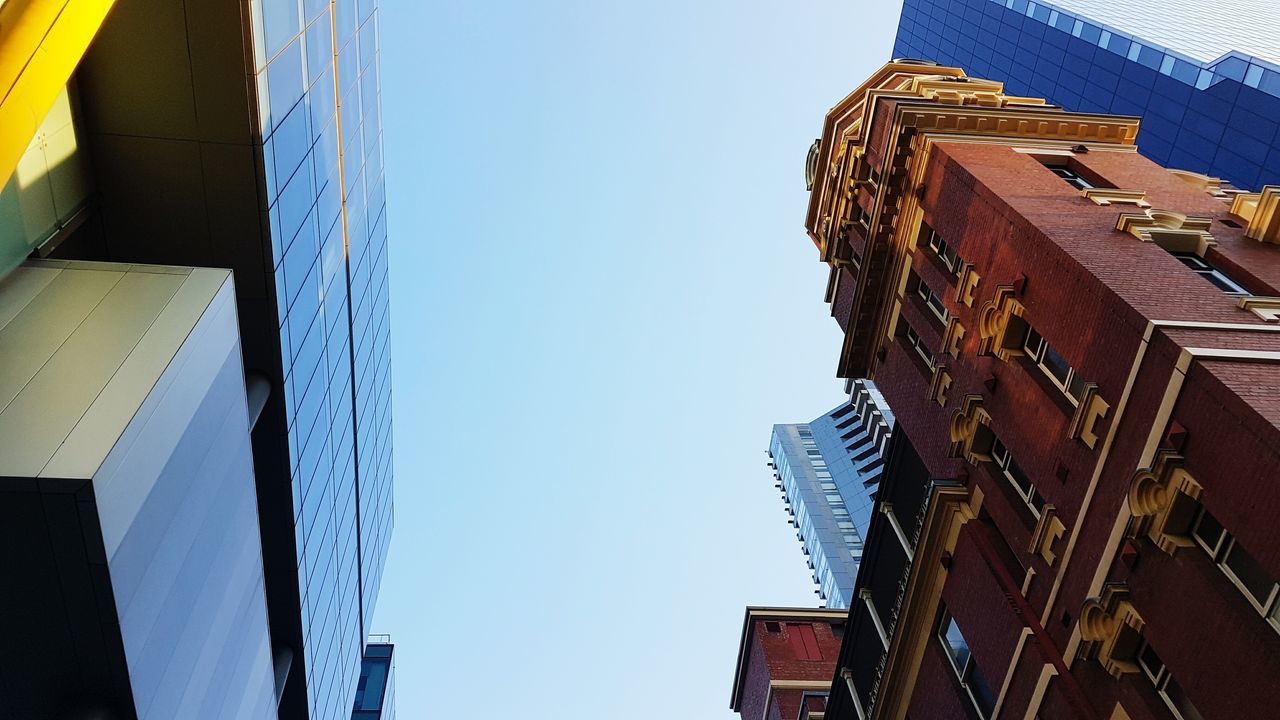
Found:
[250,0,394,717]
[768,382,894,608]
[351,642,395,720]
[895,0,1280,189]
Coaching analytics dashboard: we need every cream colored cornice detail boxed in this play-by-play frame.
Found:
[1167,168,1238,201]
[1079,586,1144,679]
[1067,383,1110,449]
[1082,188,1150,208]
[1230,186,1280,244]
[1028,505,1067,566]
[956,263,979,307]
[977,286,1026,361]
[1238,296,1280,322]
[929,364,952,407]
[949,395,993,465]
[1115,209,1216,254]
[1128,450,1203,555]
[942,317,965,359]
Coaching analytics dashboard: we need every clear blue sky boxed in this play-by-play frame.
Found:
[374,2,902,717]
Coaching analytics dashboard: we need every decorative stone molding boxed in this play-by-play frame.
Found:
[1115,210,1216,254]
[977,286,1027,361]
[942,317,965,359]
[1128,450,1203,555]
[1082,188,1150,208]
[1079,585,1144,679]
[956,263,979,307]
[1238,296,1280,322]
[1028,505,1066,566]
[949,395,994,464]
[1230,186,1280,244]
[1067,383,1110,449]
[1167,169,1240,201]
[929,364,952,407]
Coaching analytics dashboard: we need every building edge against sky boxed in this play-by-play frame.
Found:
[768,381,894,608]
[0,0,394,717]
[894,0,1280,190]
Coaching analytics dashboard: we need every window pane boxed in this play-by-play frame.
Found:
[968,663,997,718]
[1161,675,1206,720]
[1040,343,1072,386]
[1138,640,1162,681]
[1223,541,1276,608]
[1023,327,1044,357]
[1193,509,1224,554]
[942,616,971,670]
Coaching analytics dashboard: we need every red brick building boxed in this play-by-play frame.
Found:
[802,61,1280,720]
[731,608,848,720]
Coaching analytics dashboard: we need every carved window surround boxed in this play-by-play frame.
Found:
[956,263,979,306]
[1167,169,1248,202]
[977,286,1027,361]
[1128,450,1203,555]
[1082,188,1150,208]
[949,395,994,464]
[1238,296,1280,322]
[942,317,965,359]
[1079,585,1144,679]
[1067,383,1110,449]
[929,364,952,407]
[1229,186,1280,244]
[1115,210,1216,255]
[1028,504,1066,566]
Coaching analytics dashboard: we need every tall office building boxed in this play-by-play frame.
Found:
[803,60,1280,719]
[768,381,894,608]
[0,0,394,717]
[894,0,1280,189]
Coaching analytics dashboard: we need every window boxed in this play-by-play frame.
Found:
[788,623,823,661]
[937,607,996,719]
[990,438,1045,517]
[1192,507,1280,629]
[765,621,781,633]
[903,323,933,366]
[924,226,964,277]
[1022,327,1087,404]
[1136,638,1205,720]
[908,271,949,323]
[1051,166,1094,190]
[1171,252,1249,296]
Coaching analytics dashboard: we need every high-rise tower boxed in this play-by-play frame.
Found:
[894,0,1280,189]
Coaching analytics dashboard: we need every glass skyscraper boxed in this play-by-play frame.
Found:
[0,0,394,716]
[894,0,1280,189]
[768,381,894,608]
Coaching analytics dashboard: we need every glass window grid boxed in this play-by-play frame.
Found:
[1192,507,1280,631]
[1171,252,1250,296]
[936,607,996,719]
[989,437,1045,517]
[1050,165,1094,190]
[925,227,963,278]
[902,321,934,366]
[1021,326,1087,404]
[908,270,950,324]
[1136,637,1205,720]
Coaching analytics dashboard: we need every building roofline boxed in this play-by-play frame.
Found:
[729,606,849,711]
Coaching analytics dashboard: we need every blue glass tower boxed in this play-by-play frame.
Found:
[768,381,894,608]
[894,0,1280,189]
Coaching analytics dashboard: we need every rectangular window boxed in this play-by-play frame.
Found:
[902,323,933,366]
[924,226,964,277]
[990,437,1045,517]
[1192,506,1280,631]
[788,623,823,661]
[1022,326,1087,404]
[1136,637,1205,720]
[907,271,949,323]
[937,607,996,719]
[1051,166,1094,190]
[1171,252,1249,296]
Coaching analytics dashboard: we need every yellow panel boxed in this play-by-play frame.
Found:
[0,0,116,188]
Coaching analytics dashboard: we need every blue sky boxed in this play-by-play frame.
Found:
[375,2,902,716]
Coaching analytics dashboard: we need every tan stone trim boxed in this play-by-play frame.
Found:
[1238,296,1280,323]
[1185,347,1280,361]
[1029,505,1067,566]
[957,263,980,307]
[1020,664,1059,720]
[942,316,965,359]
[1061,345,1192,662]
[1039,323,1156,631]
[1067,383,1110,449]
[977,286,1027,360]
[1082,188,1150,208]
[991,627,1033,718]
[949,395,994,465]
[1115,210,1215,254]
[1109,702,1134,720]
[1151,318,1280,332]
[1232,185,1280,243]
[1079,585,1144,679]
[1128,452,1202,555]
[928,363,953,407]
